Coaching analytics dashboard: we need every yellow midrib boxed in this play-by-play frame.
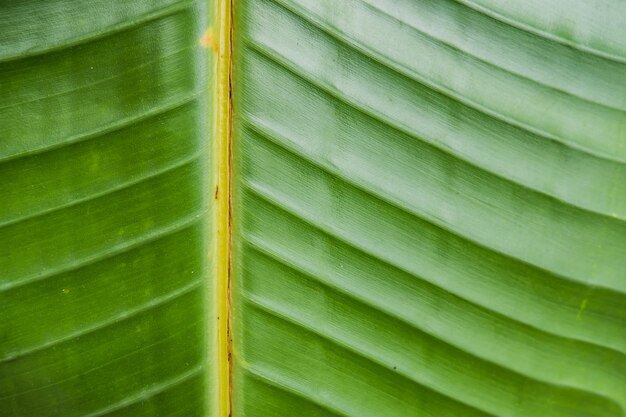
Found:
[213,0,232,415]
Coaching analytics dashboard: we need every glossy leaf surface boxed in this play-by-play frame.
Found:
[3,0,626,416]
[0,1,217,416]
[230,0,626,416]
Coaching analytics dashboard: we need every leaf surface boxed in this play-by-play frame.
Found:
[0,1,217,416]
[230,0,626,416]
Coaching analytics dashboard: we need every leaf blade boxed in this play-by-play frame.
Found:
[231,0,626,416]
[0,1,217,416]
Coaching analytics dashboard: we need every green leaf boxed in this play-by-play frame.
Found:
[0,1,218,416]
[4,0,626,416]
[230,0,626,416]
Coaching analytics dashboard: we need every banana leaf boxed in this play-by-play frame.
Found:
[230,0,626,416]
[2,0,626,416]
[0,1,219,416]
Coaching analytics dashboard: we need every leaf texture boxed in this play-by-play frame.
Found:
[230,0,626,416]
[0,1,217,416]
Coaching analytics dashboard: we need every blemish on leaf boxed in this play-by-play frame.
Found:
[200,28,217,53]
[576,298,588,320]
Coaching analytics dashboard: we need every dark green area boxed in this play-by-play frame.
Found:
[0,1,215,416]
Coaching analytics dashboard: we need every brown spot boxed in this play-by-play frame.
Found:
[214,185,219,200]
[200,28,217,52]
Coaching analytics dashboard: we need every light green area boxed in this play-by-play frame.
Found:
[231,0,626,416]
[0,1,216,416]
